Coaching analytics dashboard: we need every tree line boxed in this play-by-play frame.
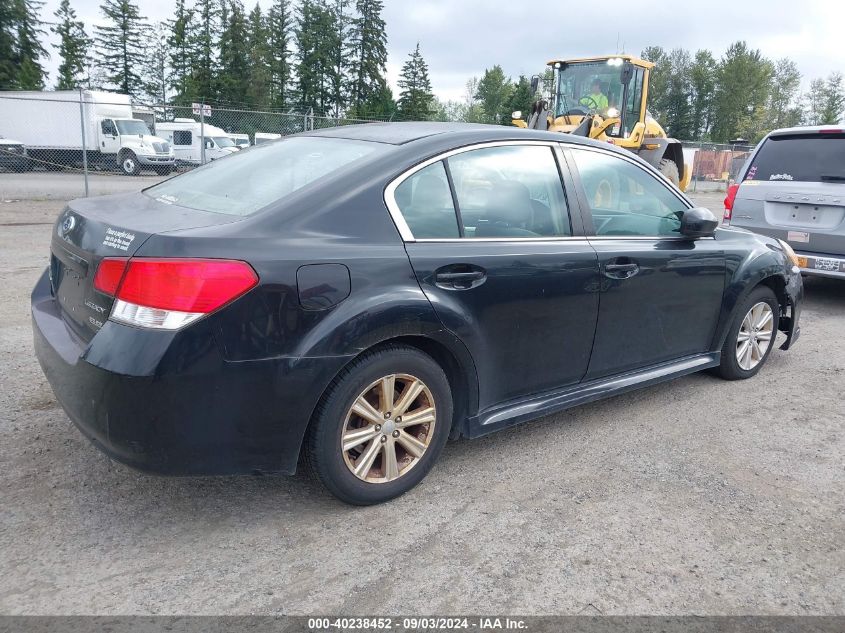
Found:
[0,0,437,120]
[642,42,845,142]
[2,0,843,140]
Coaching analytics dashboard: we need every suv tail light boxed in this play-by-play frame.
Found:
[94,257,258,330]
[723,183,740,225]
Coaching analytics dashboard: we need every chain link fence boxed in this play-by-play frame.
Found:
[681,141,756,193]
[1,90,754,197]
[0,91,393,196]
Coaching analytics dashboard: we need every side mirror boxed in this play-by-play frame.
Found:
[680,207,718,238]
[529,75,540,95]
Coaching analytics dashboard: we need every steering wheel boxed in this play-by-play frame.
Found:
[578,96,600,111]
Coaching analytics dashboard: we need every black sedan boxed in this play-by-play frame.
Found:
[32,123,803,505]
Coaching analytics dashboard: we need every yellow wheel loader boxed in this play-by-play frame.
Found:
[513,55,691,191]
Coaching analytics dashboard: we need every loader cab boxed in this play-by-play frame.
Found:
[550,57,648,139]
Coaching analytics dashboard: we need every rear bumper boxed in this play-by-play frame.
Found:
[794,250,845,280]
[31,268,350,476]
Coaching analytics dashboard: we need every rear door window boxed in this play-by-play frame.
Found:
[746,133,845,183]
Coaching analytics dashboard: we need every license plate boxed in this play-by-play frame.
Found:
[815,257,841,272]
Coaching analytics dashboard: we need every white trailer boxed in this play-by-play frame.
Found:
[230,133,250,149]
[254,132,282,145]
[156,119,240,165]
[0,90,175,175]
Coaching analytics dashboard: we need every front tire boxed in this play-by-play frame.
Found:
[119,151,141,176]
[657,158,680,187]
[306,345,453,505]
[715,286,779,380]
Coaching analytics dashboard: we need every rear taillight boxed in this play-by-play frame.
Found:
[723,183,740,225]
[94,257,129,295]
[94,258,258,330]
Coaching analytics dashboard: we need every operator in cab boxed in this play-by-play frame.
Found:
[580,79,608,112]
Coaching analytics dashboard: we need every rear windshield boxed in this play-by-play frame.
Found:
[145,136,385,216]
[746,133,845,183]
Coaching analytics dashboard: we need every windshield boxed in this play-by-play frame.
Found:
[555,61,631,118]
[115,119,152,136]
[145,136,387,216]
[213,136,235,148]
[746,133,845,183]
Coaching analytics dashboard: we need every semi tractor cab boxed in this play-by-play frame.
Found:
[0,90,175,175]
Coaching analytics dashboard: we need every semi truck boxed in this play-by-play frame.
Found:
[0,90,175,175]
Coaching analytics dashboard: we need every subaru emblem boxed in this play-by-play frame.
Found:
[61,215,76,235]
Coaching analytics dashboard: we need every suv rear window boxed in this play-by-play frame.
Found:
[746,133,845,183]
[145,136,386,216]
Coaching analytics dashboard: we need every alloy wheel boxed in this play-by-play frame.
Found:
[341,373,436,483]
[736,301,774,371]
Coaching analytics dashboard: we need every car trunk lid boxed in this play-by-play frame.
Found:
[49,192,241,342]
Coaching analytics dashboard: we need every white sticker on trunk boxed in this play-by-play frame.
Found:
[103,227,136,251]
[787,231,810,243]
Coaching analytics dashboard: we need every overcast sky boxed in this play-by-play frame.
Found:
[36,0,845,100]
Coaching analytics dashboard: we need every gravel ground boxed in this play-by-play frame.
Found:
[0,194,842,616]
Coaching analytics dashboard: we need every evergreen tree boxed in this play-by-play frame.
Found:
[13,0,48,89]
[328,0,350,117]
[52,0,90,90]
[94,0,149,96]
[396,43,434,120]
[819,72,845,124]
[0,0,16,88]
[267,0,293,107]
[245,3,271,108]
[475,64,512,124]
[295,0,336,114]
[689,49,716,139]
[710,42,773,142]
[347,0,387,114]
[190,0,220,101]
[217,0,249,105]
[357,82,394,118]
[143,22,168,103]
[501,75,533,125]
[167,0,194,104]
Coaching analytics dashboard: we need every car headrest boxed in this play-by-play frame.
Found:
[483,181,533,226]
[411,174,451,212]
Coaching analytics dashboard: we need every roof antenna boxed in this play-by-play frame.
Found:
[616,32,620,54]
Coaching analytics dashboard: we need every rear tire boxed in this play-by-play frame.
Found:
[715,286,779,380]
[306,344,452,505]
[658,158,680,187]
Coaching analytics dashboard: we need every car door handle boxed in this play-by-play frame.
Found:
[604,263,639,279]
[433,268,487,290]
